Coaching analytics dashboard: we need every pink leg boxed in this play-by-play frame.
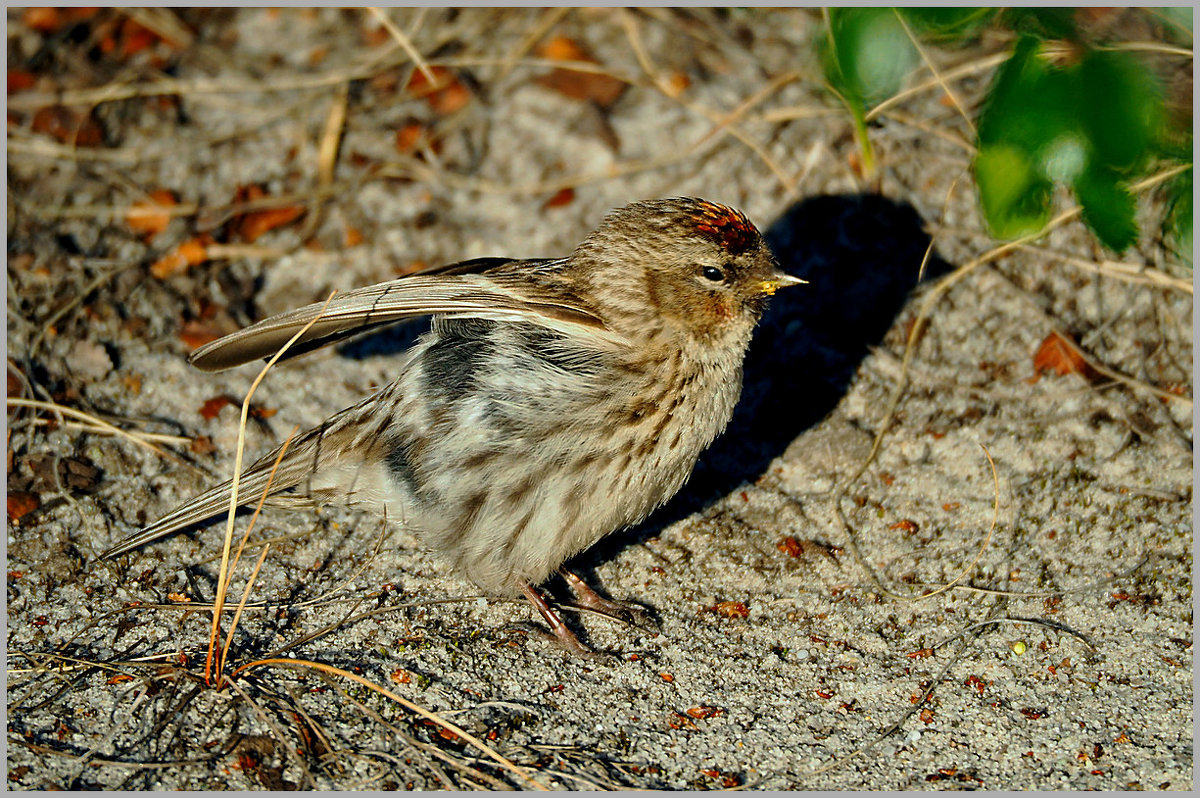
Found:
[521,584,590,656]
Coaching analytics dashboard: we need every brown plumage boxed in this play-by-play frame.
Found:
[102,197,804,652]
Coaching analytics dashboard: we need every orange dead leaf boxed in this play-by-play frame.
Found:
[406,66,471,115]
[126,189,178,237]
[664,71,690,98]
[889,519,919,533]
[395,122,424,154]
[119,18,162,57]
[8,70,37,94]
[31,106,103,146]
[234,203,305,243]
[7,492,40,521]
[539,35,588,62]
[711,601,749,619]
[151,237,208,279]
[1031,331,1091,379]
[542,188,575,209]
[361,21,391,47]
[343,224,365,248]
[777,536,803,557]
[535,35,626,108]
[198,395,234,420]
[685,705,723,719]
[22,7,63,33]
[106,673,135,685]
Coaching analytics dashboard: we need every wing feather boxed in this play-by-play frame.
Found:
[189,260,613,372]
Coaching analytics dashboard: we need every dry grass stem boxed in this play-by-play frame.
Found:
[894,10,977,136]
[206,292,339,687]
[217,543,271,682]
[866,52,1009,122]
[367,7,437,85]
[6,397,193,469]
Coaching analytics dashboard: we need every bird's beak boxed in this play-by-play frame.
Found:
[756,271,807,296]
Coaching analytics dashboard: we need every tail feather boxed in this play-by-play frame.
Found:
[100,400,387,560]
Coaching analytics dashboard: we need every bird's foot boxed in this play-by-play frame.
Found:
[559,569,659,632]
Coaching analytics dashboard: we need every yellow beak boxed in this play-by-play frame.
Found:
[757,271,807,296]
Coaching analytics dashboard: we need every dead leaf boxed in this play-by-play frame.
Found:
[31,106,103,146]
[406,67,471,115]
[7,492,40,521]
[711,601,749,619]
[8,70,37,94]
[230,185,305,243]
[119,18,164,57]
[542,188,575,209]
[685,705,723,719]
[198,395,234,420]
[777,537,803,557]
[1031,331,1091,379]
[535,36,626,108]
[151,237,209,279]
[126,189,177,238]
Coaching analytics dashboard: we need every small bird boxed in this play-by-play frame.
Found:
[102,197,804,652]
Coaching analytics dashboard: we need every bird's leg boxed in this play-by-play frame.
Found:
[559,568,655,629]
[521,583,590,655]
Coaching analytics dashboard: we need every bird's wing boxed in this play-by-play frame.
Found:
[189,259,614,372]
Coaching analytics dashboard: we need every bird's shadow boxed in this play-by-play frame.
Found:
[572,193,952,585]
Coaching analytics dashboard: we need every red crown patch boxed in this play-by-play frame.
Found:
[691,202,758,255]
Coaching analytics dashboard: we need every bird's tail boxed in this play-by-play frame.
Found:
[100,396,391,560]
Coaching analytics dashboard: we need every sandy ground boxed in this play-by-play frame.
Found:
[6,8,1193,790]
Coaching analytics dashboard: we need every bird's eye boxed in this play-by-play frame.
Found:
[702,265,726,282]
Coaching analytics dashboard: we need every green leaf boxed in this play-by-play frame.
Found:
[823,8,918,108]
[898,7,997,41]
[1078,50,1164,172]
[977,37,1078,157]
[974,144,1053,239]
[1073,167,1139,252]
